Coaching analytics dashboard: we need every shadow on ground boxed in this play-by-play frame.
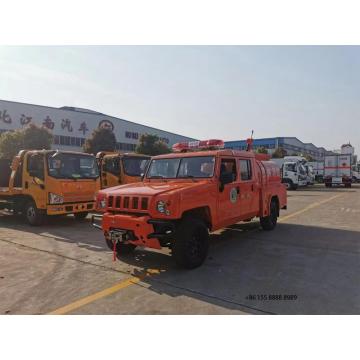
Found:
[1,208,359,314]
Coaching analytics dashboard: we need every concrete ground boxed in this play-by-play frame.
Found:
[0,184,359,315]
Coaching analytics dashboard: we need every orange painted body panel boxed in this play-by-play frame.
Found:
[98,149,287,250]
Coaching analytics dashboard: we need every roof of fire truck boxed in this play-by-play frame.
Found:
[153,139,270,161]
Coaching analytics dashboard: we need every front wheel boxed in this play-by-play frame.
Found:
[260,199,278,231]
[74,212,88,220]
[24,201,45,226]
[172,217,209,269]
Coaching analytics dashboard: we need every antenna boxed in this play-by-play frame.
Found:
[246,130,254,151]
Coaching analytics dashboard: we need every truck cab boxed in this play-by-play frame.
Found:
[96,152,150,189]
[93,139,287,269]
[0,150,100,225]
[271,158,307,190]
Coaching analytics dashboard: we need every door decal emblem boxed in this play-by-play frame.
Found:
[230,187,238,203]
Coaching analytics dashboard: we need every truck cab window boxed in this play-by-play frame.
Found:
[239,159,252,181]
[220,159,237,182]
[104,157,121,176]
[27,154,44,180]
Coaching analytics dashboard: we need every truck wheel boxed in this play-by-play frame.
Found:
[105,238,136,254]
[172,218,209,269]
[260,199,278,231]
[291,184,298,190]
[24,201,45,226]
[345,183,352,188]
[74,212,88,220]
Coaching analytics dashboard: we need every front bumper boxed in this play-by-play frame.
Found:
[47,201,95,215]
[96,213,173,249]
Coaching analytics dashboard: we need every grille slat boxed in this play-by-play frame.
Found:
[141,197,148,210]
[132,197,139,209]
[107,195,148,212]
[123,197,130,208]
[108,195,114,208]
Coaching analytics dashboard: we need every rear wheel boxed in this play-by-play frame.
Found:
[24,201,45,226]
[260,198,278,231]
[74,211,88,220]
[105,238,136,254]
[172,217,209,269]
[345,183,352,188]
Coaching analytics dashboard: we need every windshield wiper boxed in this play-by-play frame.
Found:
[148,175,165,179]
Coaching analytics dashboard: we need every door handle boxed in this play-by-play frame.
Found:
[236,186,240,194]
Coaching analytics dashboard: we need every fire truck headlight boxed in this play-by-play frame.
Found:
[49,193,64,204]
[156,200,167,214]
[96,194,107,210]
[99,199,107,209]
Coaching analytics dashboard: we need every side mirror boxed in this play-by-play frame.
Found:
[219,172,233,192]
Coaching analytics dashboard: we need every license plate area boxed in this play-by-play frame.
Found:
[333,177,342,183]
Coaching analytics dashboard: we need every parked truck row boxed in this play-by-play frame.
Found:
[0,149,150,225]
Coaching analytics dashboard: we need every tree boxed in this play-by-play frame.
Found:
[0,124,53,160]
[257,147,268,154]
[135,134,171,156]
[83,128,117,155]
[304,154,315,162]
[272,147,287,158]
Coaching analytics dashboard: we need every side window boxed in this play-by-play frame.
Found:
[220,158,237,182]
[27,154,45,180]
[104,157,121,176]
[239,159,252,181]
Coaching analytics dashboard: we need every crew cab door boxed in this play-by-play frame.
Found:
[237,158,259,218]
[217,157,242,226]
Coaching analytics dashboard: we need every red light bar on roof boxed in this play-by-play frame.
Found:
[172,139,224,152]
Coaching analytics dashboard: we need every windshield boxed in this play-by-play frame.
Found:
[284,163,296,172]
[47,153,99,179]
[147,156,215,179]
[123,157,150,177]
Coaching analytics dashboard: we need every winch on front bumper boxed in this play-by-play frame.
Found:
[91,213,176,249]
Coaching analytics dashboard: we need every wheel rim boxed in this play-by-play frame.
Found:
[285,183,290,189]
[27,206,35,219]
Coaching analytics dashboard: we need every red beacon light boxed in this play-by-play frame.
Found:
[172,139,224,152]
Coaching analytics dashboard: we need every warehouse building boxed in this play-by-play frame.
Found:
[0,99,195,152]
[225,137,333,160]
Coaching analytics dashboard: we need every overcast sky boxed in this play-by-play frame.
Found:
[0,46,359,153]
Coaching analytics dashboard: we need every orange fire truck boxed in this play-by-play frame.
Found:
[93,139,287,269]
[96,152,150,189]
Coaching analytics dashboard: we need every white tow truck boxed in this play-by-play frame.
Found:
[271,156,308,190]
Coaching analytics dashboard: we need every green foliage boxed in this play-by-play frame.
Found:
[135,134,171,156]
[0,124,53,160]
[271,147,287,159]
[257,147,268,154]
[304,154,315,162]
[83,128,117,155]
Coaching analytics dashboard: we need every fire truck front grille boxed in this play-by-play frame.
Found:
[108,196,114,208]
[108,195,149,213]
